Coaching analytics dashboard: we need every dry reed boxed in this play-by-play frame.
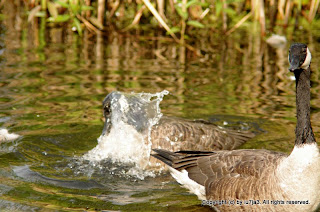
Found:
[8,0,320,43]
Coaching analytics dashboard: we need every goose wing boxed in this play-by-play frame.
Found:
[152,149,286,197]
[151,116,255,151]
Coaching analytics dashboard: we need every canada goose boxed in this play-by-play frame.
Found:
[101,91,255,153]
[152,43,320,211]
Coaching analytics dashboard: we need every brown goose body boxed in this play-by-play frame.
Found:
[153,146,320,211]
[102,92,255,153]
[152,43,320,211]
[150,116,254,152]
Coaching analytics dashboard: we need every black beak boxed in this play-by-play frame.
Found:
[288,57,300,72]
[289,66,297,72]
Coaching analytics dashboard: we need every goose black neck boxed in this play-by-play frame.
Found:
[294,66,316,145]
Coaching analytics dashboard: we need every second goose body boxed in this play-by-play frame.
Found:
[102,91,255,152]
[152,43,320,211]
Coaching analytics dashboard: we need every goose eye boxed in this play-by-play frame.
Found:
[104,105,111,116]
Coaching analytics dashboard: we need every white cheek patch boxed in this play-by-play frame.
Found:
[301,47,312,70]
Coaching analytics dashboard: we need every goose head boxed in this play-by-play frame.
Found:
[288,43,311,72]
[101,91,158,137]
[101,92,115,137]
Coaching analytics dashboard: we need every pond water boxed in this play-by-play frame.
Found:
[1,3,320,211]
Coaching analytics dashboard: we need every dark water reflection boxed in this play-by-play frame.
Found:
[1,2,320,211]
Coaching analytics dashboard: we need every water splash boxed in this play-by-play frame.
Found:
[0,128,19,142]
[82,90,169,179]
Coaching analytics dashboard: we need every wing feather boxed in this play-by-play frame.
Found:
[152,148,286,188]
[151,116,255,152]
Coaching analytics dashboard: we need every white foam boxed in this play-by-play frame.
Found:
[83,90,169,179]
[0,129,19,142]
[84,121,150,168]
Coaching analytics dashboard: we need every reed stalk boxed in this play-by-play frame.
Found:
[308,0,320,22]
[222,0,227,32]
[41,0,46,10]
[180,0,187,44]
[268,0,277,30]
[168,0,174,13]
[199,8,210,20]
[142,0,179,42]
[252,0,259,20]
[108,0,120,19]
[157,0,165,20]
[77,14,98,32]
[259,0,265,36]
[0,0,5,7]
[226,12,252,36]
[98,0,105,27]
[123,5,146,31]
[85,0,91,18]
[10,0,320,40]
[278,0,286,19]
[283,0,291,26]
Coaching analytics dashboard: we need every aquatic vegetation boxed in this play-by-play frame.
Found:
[5,0,320,42]
[27,0,95,35]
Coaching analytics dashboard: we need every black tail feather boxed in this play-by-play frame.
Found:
[151,149,176,167]
[152,149,215,169]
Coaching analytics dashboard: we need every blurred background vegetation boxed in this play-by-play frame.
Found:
[1,0,320,47]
